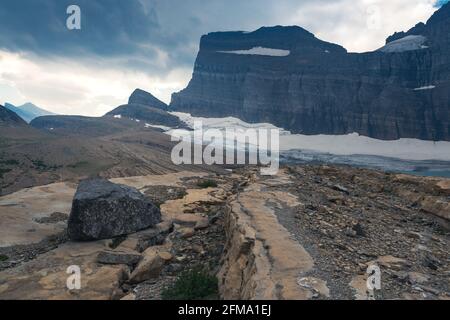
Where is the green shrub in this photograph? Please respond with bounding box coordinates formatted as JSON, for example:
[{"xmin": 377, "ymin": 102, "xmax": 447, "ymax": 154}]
[
  {"xmin": 161, "ymin": 267, "xmax": 218, "ymax": 300},
  {"xmin": 0, "ymin": 255, "xmax": 8, "ymax": 262},
  {"xmin": 197, "ymin": 179, "xmax": 218, "ymax": 189}
]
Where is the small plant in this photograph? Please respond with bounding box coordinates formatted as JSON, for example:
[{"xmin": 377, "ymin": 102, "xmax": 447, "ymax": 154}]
[
  {"xmin": 0, "ymin": 254, "xmax": 8, "ymax": 262},
  {"xmin": 197, "ymin": 179, "xmax": 218, "ymax": 189},
  {"xmin": 161, "ymin": 266, "xmax": 218, "ymax": 300}
]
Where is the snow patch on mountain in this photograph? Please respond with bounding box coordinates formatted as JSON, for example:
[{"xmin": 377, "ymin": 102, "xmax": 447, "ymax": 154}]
[
  {"xmin": 414, "ymin": 85, "xmax": 436, "ymax": 91},
  {"xmin": 378, "ymin": 35, "xmax": 428, "ymax": 53},
  {"xmin": 218, "ymin": 46, "xmax": 290, "ymax": 57},
  {"xmin": 145, "ymin": 123, "xmax": 171, "ymax": 131}
]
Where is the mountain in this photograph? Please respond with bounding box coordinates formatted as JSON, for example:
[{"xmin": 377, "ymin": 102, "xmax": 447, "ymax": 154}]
[
  {"xmin": 0, "ymin": 105, "xmax": 28, "ymax": 127},
  {"xmin": 105, "ymin": 89, "xmax": 185, "ymax": 128},
  {"xmin": 4, "ymin": 102, "xmax": 56, "ymax": 123},
  {"xmin": 170, "ymin": 4, "xmax": 450, "ymax": 141},
  {"xmin": 31, "ymin": 89, "xmax": 185, "ymax": 135},
  {"xmin": 128, "ymin": 89, "xmax": 168, "ymax": 110}
]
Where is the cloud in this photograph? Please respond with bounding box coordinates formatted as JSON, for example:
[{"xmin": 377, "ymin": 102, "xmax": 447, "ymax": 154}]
[
  {"xmin": 0, "ymin": 0, "xmax": 444, "ymax": 115},
  {"xmin": 0, "ymin": 50, "xmax": 191, "ymax": 116},
  {"xmin": 283, "ymin": 0, "xmax": 437, "ymax": 52}
]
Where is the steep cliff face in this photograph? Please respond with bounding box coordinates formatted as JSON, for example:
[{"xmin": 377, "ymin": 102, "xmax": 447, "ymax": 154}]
[{"xmin": 171, "ymin": 4, "xmax": 450, "ymax": 141}]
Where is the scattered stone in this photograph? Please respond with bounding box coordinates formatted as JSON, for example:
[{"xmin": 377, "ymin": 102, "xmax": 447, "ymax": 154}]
[
  {"xmin": 422, "ymin": 254, "xmax": 440, "ymax": 270},
  {"xmin": 173, "ymin": 214, "xmax": 205, "ymax": 227},
  {"xmin": 328, "ymin": 196, "xmax": 345, "ymax": 205},
  {"xmin": 158, "ymin": 251, "xmax": 173, "ymax": 262},
  {"xmin": 34, "ymin": 212, "xmax": 69, "ymax": 224},
  {"xmin": 406, "ymin": 231, "xmax": 422, "ymax": 240},
  {"xmin": 391, "ymin": 271, "xmax": 409, "ymax": 282},
  {"xmin": 369, "ymin": 256, "xmax": 411, "ymax": 271},
  {"xmin": 178, "ymin": 227, "xmax": 195, "ymax": 239},
  {"xmin": 97, "ymin": 250, "xmax": 142, "ymax": 267},
  {"xmin": 344, "ymin": 227, "xmax": 357, "ymax": 238},
  {"xmin": 407, "ymin": 272, "xmax": 430, "ymax": 285},
  {"xmin": 297, "ymin": 277, "xmax": 330, "ymax": 298},
  {"xmin": 120, "ymin": 293, "xmax": 136, "ymax": 300},
  {"xmin": 129, "ymin": 248, "xmax": 168, "ymax": 284},
  {"xmin": 332, "ymin": 184, "xmax": 350, "ymax": 195},
  {"xmin": 131, "ymin": 223, "xmax": 173, "ymax": 252},
  {"xmin": 420, "ymin": 285, "xmax": 441, "ymax": 296},
  {"xmin": 208, "ymin": 213, "xmax": 221, "ymax": 225},
  {"xmin": 352, "ymin": 223, "xmax": 366, "ymax": 237},
  {"xmin": 165, "ymin": 263, "xmax": 183, "ymax": 274},
  {"xmin": 192, "ymin": 244, "xmax": 205, "ymax": 255},
  {"xmin": 67, "ymin": 178, "xmax": 161, "ymax": 241},
  {"xmin": 194, "ymin": 218, "xmax": 209, "ymax": 230}
]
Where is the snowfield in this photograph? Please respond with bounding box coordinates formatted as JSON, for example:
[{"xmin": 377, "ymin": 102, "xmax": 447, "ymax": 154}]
[
  {"xmin": 378, "ymin": 35, "xmax": 428, "ymax": 53},
  {"xmin": 280, "ymin": 132, "xmax": 450, "ymax": 161},
  {"xmin": 217, "ymin": 46, "xmax": 290, "ymax": 57},
  {"xmin": 170, "ymin": 112, "xmax": 290, "ymax": 134},
  {"xmin": 169, "ymin": 112, "xmax": 450, "ymax": 162}
]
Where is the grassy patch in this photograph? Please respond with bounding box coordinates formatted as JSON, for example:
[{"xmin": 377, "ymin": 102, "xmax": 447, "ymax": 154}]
[
  {"xmin": 161, "ymin": 267, "xmax": 218, "ymax": 300},
  {"xmin": 197, "ymin": 179, "xmax": 218, "ymax": 189},
  {"xmin": 0, "ymin": 254, "xmax": 8, "ymax": 262}
]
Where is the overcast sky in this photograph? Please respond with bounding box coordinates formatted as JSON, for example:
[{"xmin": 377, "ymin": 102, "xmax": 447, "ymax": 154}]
[{"xmin": 0, "ymin": 0, "xmax": 446, "ymax": 116}]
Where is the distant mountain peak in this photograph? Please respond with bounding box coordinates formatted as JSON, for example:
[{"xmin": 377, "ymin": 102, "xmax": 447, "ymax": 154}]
[
  {"xmin": 0, "ymin": 105, "xmax": 28, "ymax": 126},
  {"xmin": 128, "ymin": 89, "xmax": 168, "ymax": 110},
  {"xmin": 4, "ymin": 102, "xmax": 56, "ymax": 123}
]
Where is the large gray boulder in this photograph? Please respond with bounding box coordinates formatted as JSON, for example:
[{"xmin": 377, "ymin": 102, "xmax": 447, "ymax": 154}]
[{"xmin": 67, "ymin": 179, "xmax": 161, "ymax": 241}]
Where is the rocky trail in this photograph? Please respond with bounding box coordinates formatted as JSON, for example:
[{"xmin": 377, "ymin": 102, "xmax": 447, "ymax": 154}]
[{"xmin": 0, "ymin": 165, "xmax": 448, "ymax": 300}]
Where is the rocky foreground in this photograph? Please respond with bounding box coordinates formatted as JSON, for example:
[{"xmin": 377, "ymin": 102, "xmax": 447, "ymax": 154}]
[{"xmin": 0, "ymin": 165, "xmax": 448, "ymax": 300}]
